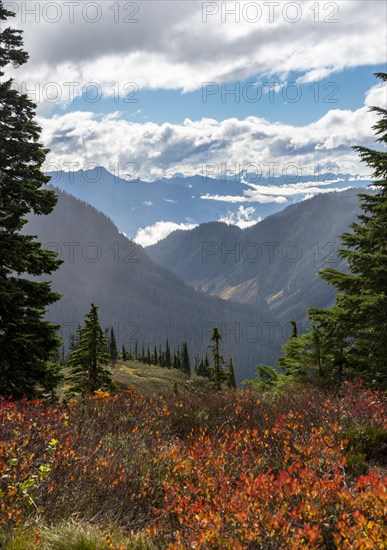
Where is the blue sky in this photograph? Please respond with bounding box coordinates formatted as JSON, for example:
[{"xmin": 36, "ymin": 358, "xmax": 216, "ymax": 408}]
[{"xmin": 59, "ymin": 65, "xmax": 385, "ymax": 127}]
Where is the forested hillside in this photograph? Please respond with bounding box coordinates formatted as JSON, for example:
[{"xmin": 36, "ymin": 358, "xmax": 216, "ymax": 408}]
[
  {"xmin": 24, "ymin": 189, "xmax": 279, "ymax": 381},
  {"xmin": 148, "ymin": 188, "xmax": 376, "ymax": 323}
]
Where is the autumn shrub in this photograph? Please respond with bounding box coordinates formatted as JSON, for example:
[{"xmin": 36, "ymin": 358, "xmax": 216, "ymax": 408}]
[{"xmin": 1, "ymin": 382, "xmax": 386, "ymax": 548}]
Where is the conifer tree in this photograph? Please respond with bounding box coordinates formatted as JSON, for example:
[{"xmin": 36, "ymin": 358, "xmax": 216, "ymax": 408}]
[
  {"xmin": 109, "ymin": 327, "xmax": 118, "ymax": 363},
  {"xmin": 152, "ymin": 346, "xmax": 158, "ymax": 365},
  {"xmin": 176, "ymin": 344, "xmax": 181, "ymax": 370},
  {"xmin": 41, "ymin": 359, "xmax": 64, "ymax": 402},
  {"xmin": 194, "ymin": 353, "xmax": 200, "ymax": 374},
  {"xmin": 196, "ymin": 357, "xmax": 206, "ymax": 377},
  {"xmin": 195, "ymin": 354, "xmax": 212, "ymax": 379},
  {"xmin": 122, "ymin": 345, "xmax": 127, "ymax": 361},
  {"xmin": 227, "ymin": 357, "xmax": 236, "ymax": 388},
  {"xmin": 67, "ymin": 304, "xmax": 114, "ymax": 396},
  {"xmin": 0, "ymin": 2, "xmax": 62, "ymax": 398},
  {"xmin": 165, "ymin": 339, "xmax": 172, "ymax": 368},
  {"xmin": 309, "ymin": 73, "xmax": 387, "ymax": 386},
  {"xmin": 159, "ymin": 345, "xmax": 165, "ymax": 367},
  {"xmin": 290, "ymin": 319, "xmax": 298, "ymax": 338},
  {"xmin": 181, "ymin": 341, "xmax": 191, "ymax": 376},
  {"xmin": 104, "ymin": 328, "xmax": 110, "ymax": 353},
  {"xmin": 140, "ymin": 342, "xmax": 145, "ymax": 363},
  {"xmin": 209, "ymin": 327, "xmax": 225, "ymax": 390},
  {"xmin": 205, "ymin": 354, "xmax": 210, "ymax": 368}
]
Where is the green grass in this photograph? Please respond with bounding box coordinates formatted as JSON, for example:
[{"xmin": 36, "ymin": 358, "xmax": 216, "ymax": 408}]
[
  {"xmin": 3, "ymin": 520, "xmax": 155, "ymax": 550},
  {"xmin": 112, "ymin": 359, "xmax": 207, "ymax": 396},
  {"xmin": 61, "ymin": 359, "xmax": 208, "ymax": 398}
]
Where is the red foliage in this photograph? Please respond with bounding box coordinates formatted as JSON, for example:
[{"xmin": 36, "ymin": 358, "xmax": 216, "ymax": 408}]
[{"xmin": 0, "ymin": 382, "xmax": 386, "ymax": 548}]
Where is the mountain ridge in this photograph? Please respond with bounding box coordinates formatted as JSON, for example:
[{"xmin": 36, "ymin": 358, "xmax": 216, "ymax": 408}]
[
  {"xmin": 24, "ymin": 187, "xmax": 281, "ymax": 382},
  {"xmin": 46, "ymin": 167, "xmax": 371, "ymax": 245},
  {"xmin": 148, "ymin": 187, "xmax": 376, "ymax": 324}
]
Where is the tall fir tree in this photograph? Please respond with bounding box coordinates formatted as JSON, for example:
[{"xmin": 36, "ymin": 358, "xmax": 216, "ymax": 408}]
[
  {"xmin": 181, "ymin": 341, "xmax": 191, "ymax": 376},
  {"xmin": 309, "ymin": 72, "xmax": 387, "ymax": 387},
  {"xmin": 227, "ymin": 357, "xmax": 236, "ymax": 388},
  {"xmin": 176, "ymin": 345, "xmax": 181, "ymax": 370},
  {"xmin": 140, "ymin": 342, "xmax": 145, "ymax": 363},
  {"xmin": 290, "ymin": 319, "xmax": 298, "ymax": 338},
  {"xmin": 152, "ymin": 345, "xmax": 158, "ymax": 365},
  {"xmin": 159, "ymin": 345, "xmax": 165, "ymax": 367},
  {"xmin": 196, "ymin": 357, "xmax": 206, "ymax": 377},
  {"xmin": 0, "ymin": 2, "xmax": 62, "ymax": 398},
  {"xmin": 67, "ymin": 304, "xmax": 114, "ymax": 396},
  {"xmin": 194, "ymin": 353, "xmax": 200, "ymax": 374},
  {"xmin": 104, "ymin": 328, "xmax": 109, "ymax": 355},
  {"xmin": 109, "ymin": 327, "xmax": 118, "ymax": 363},
  {"xmin": 165, "ymin": 339, "xmax": 172, "ymax": 368},
  {"xmin": 122, "ymin": 345, "xmax": 127, "ymax": 361},
  {"xmin": 147, "ymin": 346, "xmax": 151, "ymax": 365},
  {"xmin": 69, "ymin": 329, "xmax": 80, "ymax": 354},
  {"xmin": 209, "ymin": 327, "xmax": 225, "ymax": 390}
]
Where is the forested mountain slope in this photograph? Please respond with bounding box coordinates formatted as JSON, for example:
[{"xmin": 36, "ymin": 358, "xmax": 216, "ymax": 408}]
[
  {"xmin": 148, "ymin": 188, "xmax": 375, "ymax": 324},
  {"xmin": 24, "ymin": 189, "xmax": 279, "ymax": 381}
]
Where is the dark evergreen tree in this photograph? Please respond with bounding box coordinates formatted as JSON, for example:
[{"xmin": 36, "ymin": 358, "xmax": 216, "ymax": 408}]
[
  {"xmin": 159, "ymin": 345, "xmax": 165, "ymax": 367},
  {"xmin": 140, "ymin": 343, "xmax": 145, "ymax": 363},
  {"xmin": 196, "ymin": 357, "xmax": 205, "ymax": 377},
  {"xmin": 152, "ymin": 345, "xmax": 158, "ymax": 365},
  {"xmin": 194, "ymin": 353, "xmax": 200, "ymax": 374},
  {"xmin": 194, "ymin": 354, "xmax": 212, "ymax": 379},
  {"xmin": 69, "ymin": 329, "xmax": 80, "ymax": 354},
  {"xmin": 0, "ymin": 2, "xmax": 62, "ymax": 398},
  {"xmin": 41, "ymin": 360, "xmax": 64, "ymax": 402},
  {"xmin": 122, "ymin": 345, "xmax": 127, "ymax": 361},
  {"xmin": 255, "ymin": 323, "xmax": 331, "ymax": 390},
  {"xmin": 67, "ymin": 304, "xmax": 114, "ymax": 396},
  {"xmin": 227, "ymin": 357, "xmax": 236, "ymax": 388},
  {"xmin": 134, "ymin": 341, "xmax": 138, "ymax": 359},
  {"xmin": 165, "ymin": 339, "xmax": 172, "ymax": 368},
  {"xmin": 147, "ymin": 346, "xmax": 151, "ymax": 365},
  {"xmin": 209, "ymin": 327, "xmax": 225, "ymax": 390},
  {"xmin": 290, "ymin": 319, "xmax": 298, "ymax": 338},
  {"xmin": 309, "ymin": 73, "xmax": 387, "ymax": 386},
  {"xmin": 104, "ymin": 328, "xmax": 110, "ymax": 353},
  {"xmin": 109, "ymin": 327, "xmax": 118, "ymax": 363},
  {"xmin": 176, "ymin": 345, "xmax": 182, "ymax": 370},
  {"xmin": 204, "ymin": 354, "xmax": 211, "ymax": 377},
  {"xmin": 181, "ymin": 341, "xmax": 191, "ymax": 376},
  {"xmin": 60, "ymin": 345, "xmax": 66, "ymax": 366}
]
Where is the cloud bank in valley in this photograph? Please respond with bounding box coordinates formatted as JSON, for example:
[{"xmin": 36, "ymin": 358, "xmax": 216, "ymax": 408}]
[{"xmin": 134, "ymin": 221, "xmax": 198, "ymax": 247}]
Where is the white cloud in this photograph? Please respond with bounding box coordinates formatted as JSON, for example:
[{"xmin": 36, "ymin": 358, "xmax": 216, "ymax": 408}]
[
  {"xmin": 39, "ymin": 78, "xmax": 385, "ymax": 181},
  {"xmin": 219, "ymin": 206, "xmax": 262, "ymax": 228},
  {"xmin": 7, "ymin": 0, "xmax": 386, "ymax": 102},
  {"xmin": 202, "ymin": 193, "xmax": 288, "ymax": 204},
  {"xmin": 134, "ymin": 221, "xmax": 198, "ymax": 247}
]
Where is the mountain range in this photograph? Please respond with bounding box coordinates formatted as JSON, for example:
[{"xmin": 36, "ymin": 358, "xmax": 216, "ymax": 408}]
[
  {"xmin": 24, "ymin": 182, "xmax": 372, "ymax": 382},
  {"xmin": 148, "ymin": 188, "xmax": 374, "ymax": 325},
  {"xmin": 47, "ymin": 167, "xmax": 370, "ymax": 246},
  {"xmin": 24, "ymin": 189, "xmax": 279, "ymax": 382}
]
